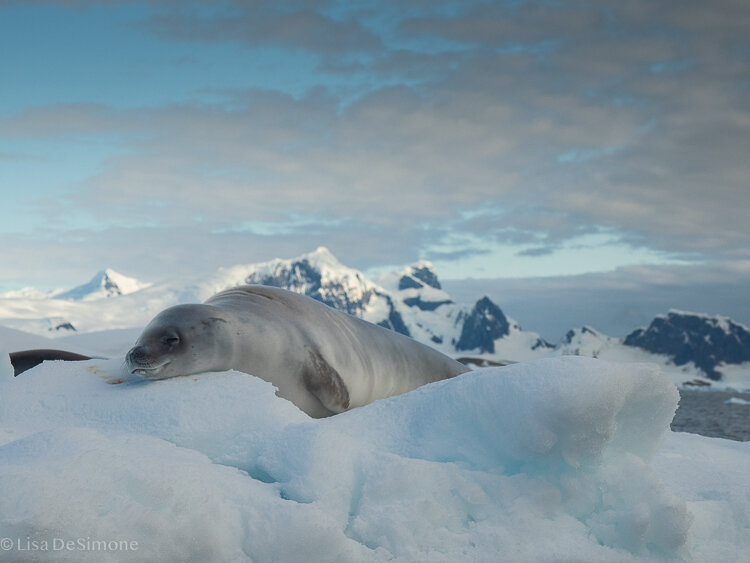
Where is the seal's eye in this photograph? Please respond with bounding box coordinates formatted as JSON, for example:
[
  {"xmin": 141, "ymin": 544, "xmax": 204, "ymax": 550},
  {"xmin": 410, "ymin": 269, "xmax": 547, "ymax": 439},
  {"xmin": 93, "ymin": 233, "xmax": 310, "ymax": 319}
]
[{"xmin": 161, "ymin": 333, "xmax": 180, "ymax": 347}]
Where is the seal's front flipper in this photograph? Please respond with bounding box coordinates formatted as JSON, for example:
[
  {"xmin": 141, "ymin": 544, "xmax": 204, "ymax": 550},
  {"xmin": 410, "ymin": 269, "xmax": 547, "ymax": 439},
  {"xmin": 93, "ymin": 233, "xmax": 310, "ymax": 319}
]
[{"xmin": 303, "ymin": 349, "xmax": 350, "ymax": 414}]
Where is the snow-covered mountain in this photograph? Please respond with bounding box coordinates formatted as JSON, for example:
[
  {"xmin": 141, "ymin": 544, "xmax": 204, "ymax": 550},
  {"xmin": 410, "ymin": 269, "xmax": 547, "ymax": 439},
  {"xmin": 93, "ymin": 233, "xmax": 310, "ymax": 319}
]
[
  {"xmin": 1, "ymin": 248, "xmax": 748, "ymax": 387},
  {"xmin": 202, "ymin": 247, "xmax": 407, "ymax": 333},
  {"xmin": 376, "ymin": 261, "xmax": 461, "ymax": 346},
  {"xmin": 54, "ymin": 269, "xmax": 152, "ymax": 301},
  {"xmin": 624, "ymin": 310, "xmax": 750, "ymax": 380}
]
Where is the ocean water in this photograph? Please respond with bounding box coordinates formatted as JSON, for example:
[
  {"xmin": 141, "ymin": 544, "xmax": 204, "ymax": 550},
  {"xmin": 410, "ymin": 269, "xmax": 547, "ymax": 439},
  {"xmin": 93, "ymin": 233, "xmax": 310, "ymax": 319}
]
[{"xmin": 672, "ymin": 390, "xmax": 750, "ymax": 441}]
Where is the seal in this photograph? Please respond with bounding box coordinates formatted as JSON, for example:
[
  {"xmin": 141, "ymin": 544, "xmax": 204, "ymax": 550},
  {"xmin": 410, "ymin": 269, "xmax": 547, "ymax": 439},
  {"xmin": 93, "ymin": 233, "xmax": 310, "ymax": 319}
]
[
  {"xmin": 126, "ymin": 285, "xmax": 470, "ymax": 417},
  {"xmin": 10, "ymin": 349, "xmax": 91, "ymax": 376}
]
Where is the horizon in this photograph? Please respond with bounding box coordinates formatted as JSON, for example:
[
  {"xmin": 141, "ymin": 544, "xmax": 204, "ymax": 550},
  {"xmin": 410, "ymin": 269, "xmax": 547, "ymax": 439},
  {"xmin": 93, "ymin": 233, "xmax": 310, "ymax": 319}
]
[
  {"xmin": 1, "ymin": 1, "xmax": 749, "ymax": 338},
  {"xmin": 2, "ymin": 245, "xmax": 749, "ymax": 342}
]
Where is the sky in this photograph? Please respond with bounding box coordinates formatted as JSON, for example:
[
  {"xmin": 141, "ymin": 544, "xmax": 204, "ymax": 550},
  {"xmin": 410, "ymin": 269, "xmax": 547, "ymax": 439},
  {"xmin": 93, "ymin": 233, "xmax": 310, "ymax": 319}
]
[{"xmin": 1, "ymin": 0, "xmax": 749, "ymax": 338}]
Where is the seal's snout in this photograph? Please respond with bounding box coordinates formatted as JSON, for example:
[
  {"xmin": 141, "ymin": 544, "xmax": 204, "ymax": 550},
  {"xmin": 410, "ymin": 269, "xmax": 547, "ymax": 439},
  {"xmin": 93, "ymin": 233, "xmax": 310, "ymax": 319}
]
[
  {"xmin": 126, "ymin": 345, "xmax": 147, "ymax": 370},
  {"xmin": 126, "ymin": 343, "xmax": 173, "ymax": 378}
]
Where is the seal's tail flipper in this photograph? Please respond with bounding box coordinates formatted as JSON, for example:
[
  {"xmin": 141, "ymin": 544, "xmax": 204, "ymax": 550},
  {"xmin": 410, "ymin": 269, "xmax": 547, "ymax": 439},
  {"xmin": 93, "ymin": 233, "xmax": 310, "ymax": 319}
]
[{"xmin": 9, "ymin": 349, "xmax": 92, "ymax": 376}]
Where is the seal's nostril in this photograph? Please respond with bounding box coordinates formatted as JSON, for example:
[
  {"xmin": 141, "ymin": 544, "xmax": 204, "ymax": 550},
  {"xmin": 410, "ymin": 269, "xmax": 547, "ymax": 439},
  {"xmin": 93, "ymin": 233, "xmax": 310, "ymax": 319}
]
[{"xmin": 126, "ymin": 346, "xmax": 145, "ymax": 364}]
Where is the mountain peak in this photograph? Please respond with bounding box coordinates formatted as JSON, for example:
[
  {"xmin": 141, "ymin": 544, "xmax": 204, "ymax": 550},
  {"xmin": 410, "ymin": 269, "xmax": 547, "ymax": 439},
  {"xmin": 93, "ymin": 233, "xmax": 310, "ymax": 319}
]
[
  {"xmin": 395, "ymin": 261, "xmax": 442, "ymax": 291},
  {"xmin": 205, "ymin": 247, "xmax": 412, "ymax": 332},
  {"xmin": 298, "ymin": 246, "xmax": 344, "ymax": 271},
  {"xmin": 662, "ymin": 309, "xmax": 750, "ymax": 334},
  {"xmin": 562, "ymin": 325, "xmax": 603, "ymax": 341},
  {"xmin": 411, "ymin": 261, "xmax": 441, "ymax": 290},
  {"xmin": 55, "ymin": 269, "xmax": 151, "ymax": 301},
  {"xmin": 454, "ymin": 296, "xmax": 510, "ymax": 353}
]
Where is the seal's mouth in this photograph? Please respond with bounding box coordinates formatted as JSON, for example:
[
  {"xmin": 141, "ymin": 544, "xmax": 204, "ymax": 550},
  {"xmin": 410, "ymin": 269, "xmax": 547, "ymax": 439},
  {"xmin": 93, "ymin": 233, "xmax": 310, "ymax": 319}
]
[{"xmin": 128, "ymin": 360, "xmax": 171, "ymax": 378}]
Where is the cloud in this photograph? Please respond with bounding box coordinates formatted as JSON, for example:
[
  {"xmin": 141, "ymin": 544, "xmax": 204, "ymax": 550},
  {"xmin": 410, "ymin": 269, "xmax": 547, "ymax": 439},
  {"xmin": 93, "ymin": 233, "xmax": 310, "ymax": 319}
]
[
  {"xmin": 142, "ymin": 1, "xmax": 383, "ymax": 57},
  {"xmin": 516, "ymin": 246, "xmax": 558, "ymax": 258},
  {"xmin": 398, "ymin": 1, "xmax": 603, "ymax": 46},
  {"xmin": 0, "ymin": 217, "xmax": 428, "ymax": 292},
  {"xmin": 0, "ymin": 103, "xmax": 122, "ymax": 138},
  {"xmin": 443, "ymin": 262, "xmax": 750, "ymax": 341},
  {"xmin": 0, "ymin": 0, "xmax": 748, "ymax": 289}
]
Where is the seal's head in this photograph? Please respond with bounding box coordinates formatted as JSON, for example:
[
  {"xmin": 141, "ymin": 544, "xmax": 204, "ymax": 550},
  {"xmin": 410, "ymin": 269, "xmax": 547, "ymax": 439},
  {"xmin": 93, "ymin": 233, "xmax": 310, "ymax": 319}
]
[{"xmin": 126, "ymin": 304, "xmax": 235, "ymax": 380}]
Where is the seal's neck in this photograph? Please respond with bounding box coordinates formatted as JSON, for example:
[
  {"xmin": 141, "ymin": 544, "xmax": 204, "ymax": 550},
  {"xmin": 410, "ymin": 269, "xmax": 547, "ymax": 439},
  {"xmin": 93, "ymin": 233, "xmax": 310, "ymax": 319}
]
[{"xmin": 198, "ymin": 306, "xmax": 237, "ymax": 374}]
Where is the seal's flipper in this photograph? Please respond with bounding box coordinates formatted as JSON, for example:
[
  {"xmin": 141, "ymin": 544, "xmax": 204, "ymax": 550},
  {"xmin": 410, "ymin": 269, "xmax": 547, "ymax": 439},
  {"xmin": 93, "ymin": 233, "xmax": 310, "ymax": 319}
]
[
  {"xmin": 10, "ymin": 349, "xmax": 92, "ymax": 376},
  {"xmin": 303, "ymin": 349, "xmax": 350, "ymax": 414}
]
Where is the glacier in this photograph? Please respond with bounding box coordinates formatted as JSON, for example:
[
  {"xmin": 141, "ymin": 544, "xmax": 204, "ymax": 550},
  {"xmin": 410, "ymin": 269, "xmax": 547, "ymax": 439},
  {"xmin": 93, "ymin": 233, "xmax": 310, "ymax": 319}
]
[{"xmin": 1, "ymin": 354, "xmax": 749, "ymax": 562}]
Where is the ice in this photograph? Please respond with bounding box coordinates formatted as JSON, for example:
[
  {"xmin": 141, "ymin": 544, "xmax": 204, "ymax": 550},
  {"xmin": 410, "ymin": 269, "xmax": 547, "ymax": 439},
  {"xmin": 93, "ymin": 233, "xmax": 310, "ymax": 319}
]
[
  {"xmin": 0, "ymin": 356, "xmax": 748, "ymax": 561},
  {"xmin": 724, "ymin": 397, "xmax": 750, "ymax": 405},
  {"xmin": 651, "ymin": 431, "xmax": 750, "ymax": 561}
]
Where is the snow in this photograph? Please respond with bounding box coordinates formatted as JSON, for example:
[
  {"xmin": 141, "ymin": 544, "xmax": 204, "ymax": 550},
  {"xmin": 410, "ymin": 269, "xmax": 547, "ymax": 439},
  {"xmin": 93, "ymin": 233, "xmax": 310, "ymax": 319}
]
[
  {"xmin": 666, "ymin": 308, "xmax": 750, "ymax": 334},
  {"xmin": 55, "ymin": 269, "xmax": 152, "ymax": 301},
  {"xmin": 1, "ymin": 355, "xmax": 749, "ymax": 561},
  {"xmin": 201, "ymin": 247, "xmax": 401, "ymax": 328},
  {"xmin": 714, "ymin": 362, "xmax": 750, "ymax": 392},
  {"xmin": 0, "ymin": 285, "xmax": 184, "ymax": 338},
  {"xmin": 375, "ymin": 262, "xmax": 462, "ymax": 350},
  {"xmin": 393, "ymin": 301, "xmax": 463, "ymax": 354},
  {"xmin": 650, "ymin": 432, "xmax": 750, "ymax": 560},
  {"xmin": 376, "ymin": 261, "xmax": 445, "ymax": 296},
  {"xmin": 488, "ymin": 326, "xmax": 551, "ymax": 362},
  {"xmin": 544, "ymin": 326, "xmax": 750, "ymax": 391},
  {"xmin": 207, "ymin": 247, "xmax": 371, "ymax": 301},
  {"xmin": 0, "ymin": 349, "xmax": 12, "ymax": 382},
  {"xmin": 56, "ymin": 327, "xmax": 144, "ymax": 358},
  {"xmin": 0, "ymin": 325, "xmax": 55, "ymax": 351}
]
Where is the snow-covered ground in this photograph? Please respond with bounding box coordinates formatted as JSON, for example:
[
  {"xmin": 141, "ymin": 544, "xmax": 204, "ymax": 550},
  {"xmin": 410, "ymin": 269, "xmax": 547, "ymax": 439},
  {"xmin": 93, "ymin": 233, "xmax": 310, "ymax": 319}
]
[{"xmin": 0, "ymin": 352, "xmax": 748, "ymax": 562}]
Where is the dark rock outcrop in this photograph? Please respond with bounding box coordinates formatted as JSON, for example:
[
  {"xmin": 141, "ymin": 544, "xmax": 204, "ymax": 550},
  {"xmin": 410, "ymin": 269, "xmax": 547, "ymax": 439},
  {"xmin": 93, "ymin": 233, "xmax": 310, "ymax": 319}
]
[
  {"xmin": 624, "ymin": 311, "xmax": 750, "ymax": 380},
  {"xmin": 454, "ymin": 297, "xmax": 511, "ymax": 354}
]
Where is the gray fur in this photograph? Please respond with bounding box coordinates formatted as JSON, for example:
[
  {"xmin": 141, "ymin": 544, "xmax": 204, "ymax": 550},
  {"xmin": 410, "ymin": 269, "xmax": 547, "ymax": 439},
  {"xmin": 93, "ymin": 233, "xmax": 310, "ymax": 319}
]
[{"xmin": 127, "ymin": 285, "xmax": 470, "ymax": 417}]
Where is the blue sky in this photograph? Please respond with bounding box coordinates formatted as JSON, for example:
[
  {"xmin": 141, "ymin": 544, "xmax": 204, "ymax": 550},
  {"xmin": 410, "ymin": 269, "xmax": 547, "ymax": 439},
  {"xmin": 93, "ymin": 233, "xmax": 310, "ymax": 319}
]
[{"xmin": 1, "ymin": 0, "xmax": 749, "ymax": 336}]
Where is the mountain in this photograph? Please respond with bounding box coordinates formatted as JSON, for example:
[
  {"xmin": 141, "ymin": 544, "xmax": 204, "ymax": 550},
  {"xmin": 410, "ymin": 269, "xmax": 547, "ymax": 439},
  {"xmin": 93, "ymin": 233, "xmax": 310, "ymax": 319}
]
[
  {"xmin": 454, "ymin": 297, "xmax": 552, "ymax": 354},
  {"xmin": 215, "ymin": 251, "xmax": 555, "ymax": 364},
  {"xmin": 203, "ymin": 247, "xmax": 409, "ymax": 334},
  {"xmin": 556, "ymin": 326, "xmax": 613, "ymax": 358},
  {"xmin": 454, "ymin": 296, "xmax": 509, "ymax": 352},
  {"xmin": 397, "ymin": 268, "xmax": 453, "ymax": 311},
  {"xmin": 1, "ymin": 248, "xmax": 748, "ymax": 385},
  {"xmin": 55, "ymin": 269, "xmax": 151, "ymax": 301},
  {"xmin": 376, "ymin": 261, "xmax": 462, "ymax": 347},
  {"xmin": 624, "ymin": 310, "xmax": 750, "ymax": 380}
]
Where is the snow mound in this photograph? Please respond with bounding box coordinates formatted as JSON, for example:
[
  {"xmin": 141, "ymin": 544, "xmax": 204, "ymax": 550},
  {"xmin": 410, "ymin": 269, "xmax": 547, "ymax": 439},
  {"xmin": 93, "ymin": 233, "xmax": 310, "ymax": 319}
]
[{"xmin": 0, "ymin": 356, "xmax": 745, "ymax": 561}]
